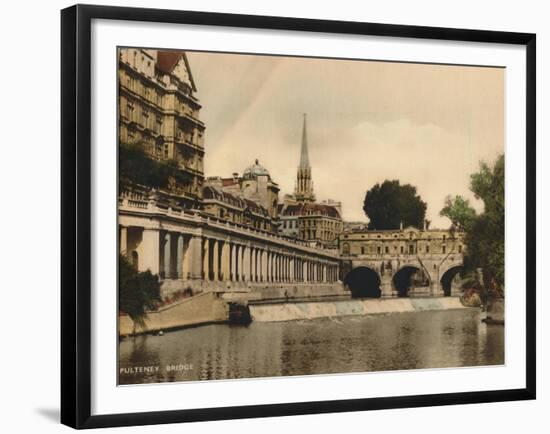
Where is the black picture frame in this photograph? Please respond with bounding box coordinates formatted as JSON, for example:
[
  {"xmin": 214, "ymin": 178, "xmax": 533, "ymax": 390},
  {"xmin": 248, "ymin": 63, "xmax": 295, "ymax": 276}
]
[{"xmin": 61, "ymin": 4, "xmax": 536, "ymax": 429}]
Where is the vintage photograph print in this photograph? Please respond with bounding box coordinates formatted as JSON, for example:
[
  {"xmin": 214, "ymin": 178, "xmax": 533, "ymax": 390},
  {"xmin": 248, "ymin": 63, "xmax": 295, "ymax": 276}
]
[{"xmin": 117, "ymin": 48, "xmax": 504, "ymax": 385}]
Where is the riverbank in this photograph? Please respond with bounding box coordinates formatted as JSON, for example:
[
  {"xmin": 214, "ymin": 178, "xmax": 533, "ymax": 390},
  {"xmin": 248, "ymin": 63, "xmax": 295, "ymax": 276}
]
[
  {"xmin": 249, "ymin": 296, "xmax": 470, "ymax": 322},
  {"xmin": 119, "ymin": 291, "xmax": 228, "ymax": 337}
]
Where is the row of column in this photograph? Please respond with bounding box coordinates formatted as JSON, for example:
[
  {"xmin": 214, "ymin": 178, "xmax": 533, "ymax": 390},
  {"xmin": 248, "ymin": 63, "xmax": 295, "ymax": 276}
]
[
  {"xmin": 120, "ymin": 226, "xmax": 339, "ymax": 284},
  {"xmin": 200, "ymin": 237, "xmax": 339, "ymax": 284}
]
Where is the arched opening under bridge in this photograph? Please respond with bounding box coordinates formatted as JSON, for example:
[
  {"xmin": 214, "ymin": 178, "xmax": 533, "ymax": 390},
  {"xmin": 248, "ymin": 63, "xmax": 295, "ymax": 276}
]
[
  {"xmin": 344, "ymin": 267, "xmax": 381, "ymax": 298},
  {"xmin": 392, "ymin": 266, "xmax": 429, "ymax": 297},
  {"xmin": 441, "ymin": 266, "xmax": 464, "ymax": 296}
]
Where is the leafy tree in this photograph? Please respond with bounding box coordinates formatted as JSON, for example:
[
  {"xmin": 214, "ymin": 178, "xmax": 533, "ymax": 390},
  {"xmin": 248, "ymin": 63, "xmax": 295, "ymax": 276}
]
[
  {"xmin": 441, "ymin": 155, "xmax": 504, "ymax": 294},
  {"xmin": 363, "ymin": 180, "xmax": 427, "ymax": 230},
  {"xmin": 439, "ymin": 195, "xmax": 477, "ymax": 232},
  {"xmin": 119, "ymin": 254, "xmax": 161, "ymax": 332},
  {"xmin": 466, "ymin": 155, "xmax": 505, "ymax": 292},
  {"xmin": 119, "ymin": 141, "xmax": 185, "ymax": 190}
]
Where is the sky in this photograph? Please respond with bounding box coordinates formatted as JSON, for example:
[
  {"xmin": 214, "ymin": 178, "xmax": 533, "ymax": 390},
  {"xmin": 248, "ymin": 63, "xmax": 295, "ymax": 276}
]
[{"xmin": 186, "ymin": 51, "xmax": 504, "ymax": 227}]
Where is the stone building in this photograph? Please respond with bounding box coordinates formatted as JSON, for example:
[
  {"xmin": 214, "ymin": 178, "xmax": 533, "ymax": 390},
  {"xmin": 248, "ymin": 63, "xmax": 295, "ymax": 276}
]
[
  {"xmin": 202, "ymin": 184, "xmax": 275, "ymax": 233},
  {"xmin": 119, "ymin": 188, "xmax": 341, "ymax": 300},
  {"xmin": 203, "ymin": 159, "xmax": 280, "ymax": 234},
  {"xmin": 279, "ymin": 203, "xmax": 343, "ymax": 249},
  {"xmin": 340, "ymin": 226, "xmax": 465, "ymax": 257},
  {"xmin": 118, "ymin": 48, "xmax": 206, "ymax": 208},
  {"xmin": 204, "ymin": 160, "xmax": 280, "ymax": 220},
  {"xmin": 279, "ymin": 115, "xmax": 343, "ymax": 248}
]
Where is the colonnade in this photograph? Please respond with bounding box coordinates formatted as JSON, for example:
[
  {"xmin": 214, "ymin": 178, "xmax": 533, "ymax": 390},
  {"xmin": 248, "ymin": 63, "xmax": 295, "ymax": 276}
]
[{"xmin": 120, "ymin": 226, "xmax": 339, "ymax": 285}]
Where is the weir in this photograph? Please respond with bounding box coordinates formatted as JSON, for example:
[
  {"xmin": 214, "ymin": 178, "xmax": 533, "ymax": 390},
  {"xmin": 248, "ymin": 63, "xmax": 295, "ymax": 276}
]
[{"xmin": 249, "ymin": 296, "xmax": 467, "ymax": 323}]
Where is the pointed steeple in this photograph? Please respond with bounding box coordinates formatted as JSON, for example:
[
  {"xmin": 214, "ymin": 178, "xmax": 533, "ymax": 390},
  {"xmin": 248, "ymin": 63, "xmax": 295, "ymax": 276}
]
[
  {"xmin": 299, "ymin": 113, "xmax": 310, "ymax": 169},
  {"xmin": 294, "ymin": 113, "xmax": 315, "ymax": 203}
]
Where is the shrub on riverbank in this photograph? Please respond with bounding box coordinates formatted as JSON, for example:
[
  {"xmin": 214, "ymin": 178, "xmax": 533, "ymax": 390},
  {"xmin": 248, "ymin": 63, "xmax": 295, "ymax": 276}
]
[
  {"xmin": 460, "ymin": 288, "xmax": 481, "ymax": 307},
  {"xmin": 119, "ymin": 254, "xmax": 161, "ymax": 331}
]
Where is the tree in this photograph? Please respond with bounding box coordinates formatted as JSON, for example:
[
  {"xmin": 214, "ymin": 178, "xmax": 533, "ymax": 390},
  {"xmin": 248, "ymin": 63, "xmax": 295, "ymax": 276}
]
[
  {"xmin": 363, "ymin": 180, "xmax": 427, "ymax": 230},
  {"xmin": 466, "ymin": 155, "xmax": 505, "ymax": 292},
  {"xmin": 119, "ymin": 254, "xmax": 161, "ymax": 332},
  {"xmin": 439, "ymin": 195, "xmax": 477, "ymax": 232},
  {"xmin": 440, "ymin": 155, "xmax": 504, "ymax": 294},
  {"xmin": 119, "ymin": 141, "xmax": 185, "ymax": 190}
]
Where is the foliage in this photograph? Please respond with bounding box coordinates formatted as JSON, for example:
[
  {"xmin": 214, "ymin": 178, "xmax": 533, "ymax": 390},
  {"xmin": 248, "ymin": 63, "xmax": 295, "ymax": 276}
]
[
  {"xmin": 441, "ymin": 155, "xmax": 504, "ymax": 294},
  {"xmin": 119, "ymin": 141, "xmax": 184, "ymax": 189},
  {"xmin": 467, "ymin": 155, "xmax": 504, "ymax": 292},
  {"xmin": 119, "ymin": 254, "xmax": 161, "ymax": 329},
  {"xmin": 363, "ymin": 180, "xmax": 427, "ymax": 230},
  {"xmin": 439, "ymin": 195, "xmax": 477, "ymax": 232}
]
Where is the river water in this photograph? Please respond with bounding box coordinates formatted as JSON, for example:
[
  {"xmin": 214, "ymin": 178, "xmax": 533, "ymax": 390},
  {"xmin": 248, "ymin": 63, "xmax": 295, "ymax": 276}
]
[{"xmin": 119, "ymin": 308, "xmax": 504, "ymax": 385}]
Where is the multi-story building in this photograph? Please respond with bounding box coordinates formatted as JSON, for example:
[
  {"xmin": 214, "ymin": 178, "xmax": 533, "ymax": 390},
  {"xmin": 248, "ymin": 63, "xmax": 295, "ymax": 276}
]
[
  {"xmin": 118, "ymin": 48, "xmax": 206, "ymax": 208},
  {"xmin": 279, "ymin": 203, "xmax": 343, "ymax": 249},
  {"xmin": 202, "ymin": 184, "xmax": 274, "ymax": 233},
  {"xmin": 203, "ymin": 159, "xmax": 280, "ymax": 233}
]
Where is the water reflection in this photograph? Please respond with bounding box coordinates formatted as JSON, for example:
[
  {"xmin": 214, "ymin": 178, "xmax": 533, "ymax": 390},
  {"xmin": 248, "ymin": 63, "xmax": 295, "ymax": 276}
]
[{"xmin": 119, "ymin": 309, "xmax": 504, "ymax": 385}]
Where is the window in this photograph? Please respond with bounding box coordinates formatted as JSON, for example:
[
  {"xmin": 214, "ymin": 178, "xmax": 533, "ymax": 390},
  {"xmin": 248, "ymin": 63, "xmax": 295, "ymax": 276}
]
[
  {"xmin": 442, "ymin": 245, "xmax": 446, "ymax": 254},
  {"xmin": 155, "ymin": 116, "xmax": 162, "ymax": 134},
  {"xmin": 443, "ymin": 235, "xmax": 446, "ymax": 241},
  {"xmin": 142, "ymin": 109, "xmax": 149, "ymax": 128},
  {"xmin": 127, "ymin": 102, "xmax": 134, "ymax": 121},
  {"xmin": 361, "ymin": 247, "xmax": 365, "ymax": 254},
  {"xmin": 400, "ymin": 246, "xmax": 404, "ymax": 254},
  {"xmin": 385, "ymin": 246, "xmax": 389, "ymax": 254},
  {"xmin": 409, "ymin": 244, "xmax": 415, "ymax": 254},
  {"xmin": 458, "ymin": 245, "xmax": 462, "ymax": 253},
  {"xmin": 377, "ymin": 246, "xmax": 381, "ymax": 254},
  {"xmin": 426, "ymin": 245, "xmax": 430, "ymax": 253}
]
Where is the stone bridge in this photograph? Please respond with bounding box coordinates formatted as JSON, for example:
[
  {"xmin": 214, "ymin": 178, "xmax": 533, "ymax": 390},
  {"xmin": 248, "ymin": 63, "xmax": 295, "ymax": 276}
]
[{"xmin": 340, "ymin": 252, "xmax": 464, "ymax": 298}]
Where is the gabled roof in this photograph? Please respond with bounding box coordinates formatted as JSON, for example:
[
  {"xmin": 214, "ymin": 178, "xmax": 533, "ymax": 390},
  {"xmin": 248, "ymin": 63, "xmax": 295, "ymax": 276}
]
[{"xmin": 156, "ymin": 50, "xmax": 197, "ymax": 92}]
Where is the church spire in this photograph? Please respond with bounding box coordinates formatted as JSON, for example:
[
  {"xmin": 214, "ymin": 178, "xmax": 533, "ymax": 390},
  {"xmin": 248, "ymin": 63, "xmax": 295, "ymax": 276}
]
[
  {"xmin": 299, "ymin": 113, "xmax": 310, "ymax": 168},
  {"xmin": 294, "ymin": 113, "xmax": 315, "ymax": 203}
]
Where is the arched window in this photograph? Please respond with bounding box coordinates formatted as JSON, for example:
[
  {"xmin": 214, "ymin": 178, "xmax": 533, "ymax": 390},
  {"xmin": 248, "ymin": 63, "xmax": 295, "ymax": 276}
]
[{"xmin": 342, "ymin": 243, "xmax": 350, "ymax": 255}]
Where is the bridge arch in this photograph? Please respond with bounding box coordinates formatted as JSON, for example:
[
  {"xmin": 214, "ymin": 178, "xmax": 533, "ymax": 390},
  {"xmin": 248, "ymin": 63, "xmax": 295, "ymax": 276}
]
[
  {"xmin": 392, "ymin": 266, "xmax": 430, "ymax": 297},
  {"xmin": 440, "ymin": 265, "xmax": 463, "ymax": 296},
  {"xmin": 344, "ymin": 267, "xmax": 381, "ymax": 298}
]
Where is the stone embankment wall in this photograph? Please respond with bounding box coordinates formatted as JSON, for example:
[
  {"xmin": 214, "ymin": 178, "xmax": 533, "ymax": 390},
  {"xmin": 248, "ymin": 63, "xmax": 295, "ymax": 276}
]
[
  {"xmin": 487, "ymin": 297, "xmax": 505, "ymax": 323},
  {"xmin": 249, "ymin": 283, "xmax": 349, "ymax": 302},
  {"xmin": 250, "ymin": 296, "xmax": 469, "ymax": 322},
  {"xmin": 119, "ymin": 291, "xmax": 229, "ymax": 336}
]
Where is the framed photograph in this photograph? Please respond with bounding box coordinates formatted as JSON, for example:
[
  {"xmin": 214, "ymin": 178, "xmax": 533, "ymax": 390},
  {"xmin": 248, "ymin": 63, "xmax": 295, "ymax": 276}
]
[{"xmin": 61, "ymin": 4, "xmax": 536, "ymax": 429}]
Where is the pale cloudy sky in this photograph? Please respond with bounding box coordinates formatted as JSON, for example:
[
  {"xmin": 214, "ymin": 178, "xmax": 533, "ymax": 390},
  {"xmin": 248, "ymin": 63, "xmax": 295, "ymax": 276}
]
[{"xmin": 186, "ymin": 51, "xmax": 504, "ymax": 227}]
